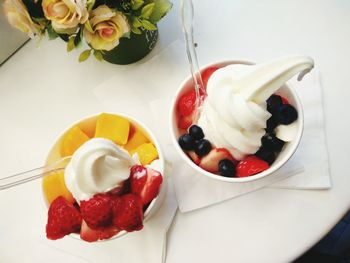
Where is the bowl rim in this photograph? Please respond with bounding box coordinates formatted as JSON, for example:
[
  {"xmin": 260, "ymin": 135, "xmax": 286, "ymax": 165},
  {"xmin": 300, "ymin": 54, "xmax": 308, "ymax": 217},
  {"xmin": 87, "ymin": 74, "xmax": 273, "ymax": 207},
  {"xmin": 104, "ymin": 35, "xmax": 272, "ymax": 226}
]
[
  {"xmin": 43, "ymin": 111, "xmax": 165, "ymax": 241},
  {"xmin": 169, "ymin": 59, "xmax": 304, "ymax": 183}
]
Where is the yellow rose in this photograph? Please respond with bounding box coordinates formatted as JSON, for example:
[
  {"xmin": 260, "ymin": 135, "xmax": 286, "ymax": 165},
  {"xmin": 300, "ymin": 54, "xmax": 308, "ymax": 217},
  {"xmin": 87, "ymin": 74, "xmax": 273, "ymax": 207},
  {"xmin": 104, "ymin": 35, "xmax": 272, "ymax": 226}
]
[
  {"xmin": 84, "ymin": 5, "xmax": 130, "ymax": 51},
  {"xmin": 42, "ymin": 0, "xmax": 88, "ymax": 34},
  {"xmin": 4, "ymin": 0, "xmax": 43, "ymax": 38}
]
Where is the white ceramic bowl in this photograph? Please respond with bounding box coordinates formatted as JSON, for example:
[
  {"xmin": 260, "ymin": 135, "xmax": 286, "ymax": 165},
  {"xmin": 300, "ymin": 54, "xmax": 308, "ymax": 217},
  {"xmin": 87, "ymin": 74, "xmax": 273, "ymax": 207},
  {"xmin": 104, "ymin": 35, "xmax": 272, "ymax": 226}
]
[
  {"xmin": 170, "ymin": 60, "xmax": 304, "ymax": 183},
  {"xmin": 43, "ymin": 112, "xmax": 167, "ymax": 240}
]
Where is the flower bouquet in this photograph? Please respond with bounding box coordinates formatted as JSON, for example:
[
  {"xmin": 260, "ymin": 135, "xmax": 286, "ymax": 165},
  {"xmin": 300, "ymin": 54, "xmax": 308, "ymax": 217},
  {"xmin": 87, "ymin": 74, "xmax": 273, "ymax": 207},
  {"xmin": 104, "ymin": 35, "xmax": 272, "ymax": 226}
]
[{"xmin": 3, "ymin": 0, "xmax": 172, "ymax": 64}]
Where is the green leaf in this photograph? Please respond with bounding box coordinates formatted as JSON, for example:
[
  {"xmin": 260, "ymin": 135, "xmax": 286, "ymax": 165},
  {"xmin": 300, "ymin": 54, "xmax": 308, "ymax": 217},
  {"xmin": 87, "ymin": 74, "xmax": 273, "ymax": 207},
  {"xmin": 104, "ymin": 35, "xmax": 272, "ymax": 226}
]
[
  {"xmin": 132, "ymin": 17, "xmax": 143, "ymax": 28},
  {"xmin": 141, "ymin": 20, "xmax": 157, "ymax": 30},
  {"xmin": 149, "ymin": 0, "xmax": 172, "ymax": 23},
  {"xmin": 67, "ymin": 37, "xmax": 75, "ymax": 52},
  {"xmin": 131, "ymin": 27, "xmax": 142, "ymax": 34},
  {"xmin": 131, "ymin": 0, "xmax": 144, "ymax": 10},
  {"xmin": 86, "ymin": 0, "xmax": 95, "ymax": 11},
  {"xmin": 47, "ymin": 24, "xmax": 58, "ymax": 40},
  {"xmin": 93, "ymin": 50, "xmax": 104, "ymax": 61},
  {"xmin": 79, "ymin": 49, "xmax": 91, "ymax": 62},
  {"xmin": 74, "ymin": 28, "xmax": 83, "ymax": 48},
  {"xmin": 85, "ymin": 20, "xmax": 94, "ymax": 33},
  {"xmin": 141, "ymin": 3, "xmax": 155, "ymax": 19}
]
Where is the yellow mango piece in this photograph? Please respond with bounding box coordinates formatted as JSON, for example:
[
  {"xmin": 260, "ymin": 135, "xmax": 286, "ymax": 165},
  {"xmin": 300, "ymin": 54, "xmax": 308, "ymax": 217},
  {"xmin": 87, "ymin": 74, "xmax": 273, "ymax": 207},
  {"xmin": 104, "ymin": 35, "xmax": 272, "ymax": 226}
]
[
  {"xmin": 42, "ymin": 171, "xmax": 74, "ymax": 204},
  {"xmin": 95, "ymin": 113, "xmax": 130, "ymax": 145},
  {"xmin": 60, "ymin": 126, "xmax": 90, "ymax": 157},
  {"xmin": 124, "ymin": 127, "xmax": 149, "ymax": 153},
  {"xmin": 132, "ymin": 143, "xmax": 158, "ymax": 165}
]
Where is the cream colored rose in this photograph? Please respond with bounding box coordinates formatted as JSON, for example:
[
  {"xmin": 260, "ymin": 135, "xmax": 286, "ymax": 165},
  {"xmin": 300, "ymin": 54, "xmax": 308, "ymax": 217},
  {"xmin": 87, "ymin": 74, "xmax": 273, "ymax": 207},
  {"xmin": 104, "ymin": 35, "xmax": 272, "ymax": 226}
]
[
  {"xmin": 42, "ymin": 0, "xmax": 88, "ymax": 34},
  {"xmin": 4, "ymin": 0, "xmax": 43, "ymax": 38},
  {"xmin": 84, "ymin": 5, "xmax": 130, "ymax": 51}
]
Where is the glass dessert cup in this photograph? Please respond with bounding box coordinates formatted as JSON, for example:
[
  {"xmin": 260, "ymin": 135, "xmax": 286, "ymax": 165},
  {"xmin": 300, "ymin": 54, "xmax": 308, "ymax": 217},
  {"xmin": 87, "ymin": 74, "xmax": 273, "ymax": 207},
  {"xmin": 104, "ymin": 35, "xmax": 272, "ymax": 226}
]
[
  {"xmin": 43, "ymin": 113, "xmax": 166, "ymax": 241},
  {"xmin": 170, "ymin": 60, "xmax": 304, "ymax": 183}
]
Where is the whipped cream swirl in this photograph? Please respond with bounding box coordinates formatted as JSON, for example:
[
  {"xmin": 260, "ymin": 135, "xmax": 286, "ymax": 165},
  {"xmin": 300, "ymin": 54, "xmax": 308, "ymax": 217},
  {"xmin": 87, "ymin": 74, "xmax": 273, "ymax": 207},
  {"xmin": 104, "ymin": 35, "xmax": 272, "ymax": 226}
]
[{"xmin": 65, "ymin": 138, "xmax": 136, "ymax": 202}]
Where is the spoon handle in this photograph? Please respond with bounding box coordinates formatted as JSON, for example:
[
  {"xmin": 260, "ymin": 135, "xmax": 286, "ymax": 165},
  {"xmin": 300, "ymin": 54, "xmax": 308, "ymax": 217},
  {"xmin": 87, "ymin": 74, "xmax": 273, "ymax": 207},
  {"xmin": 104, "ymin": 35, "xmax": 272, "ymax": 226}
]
[
  {"xmin": 0, "ymin": 156, "xmax": 70, "ymax": 190},
  {"xmin": 180, "ymin": 0, "xmax": 205, "ymax": 121}
]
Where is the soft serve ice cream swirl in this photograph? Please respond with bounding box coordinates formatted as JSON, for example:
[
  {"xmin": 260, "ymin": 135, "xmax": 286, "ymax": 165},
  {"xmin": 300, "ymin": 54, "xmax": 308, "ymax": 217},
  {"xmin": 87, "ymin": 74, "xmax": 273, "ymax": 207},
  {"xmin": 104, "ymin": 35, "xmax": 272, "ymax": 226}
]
[
  {"xmin": 198, "ymin": 56, "xmax": 314, "ymax": 160},
  {"xmin": 65, "ymin": 138, "xmax": 136, "ymax": 202}
]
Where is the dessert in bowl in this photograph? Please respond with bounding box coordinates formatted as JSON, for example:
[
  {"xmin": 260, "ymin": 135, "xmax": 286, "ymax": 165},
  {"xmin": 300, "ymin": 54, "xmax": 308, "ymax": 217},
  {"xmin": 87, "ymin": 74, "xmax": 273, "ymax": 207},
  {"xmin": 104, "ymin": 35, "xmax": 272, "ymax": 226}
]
[
  {"xmin": 170, "ymin": 56, "xmax": 314, "ymax": 182},
  {"xmin": 43, "ymin": 113, "xmax": 165, "ymax": 242}
]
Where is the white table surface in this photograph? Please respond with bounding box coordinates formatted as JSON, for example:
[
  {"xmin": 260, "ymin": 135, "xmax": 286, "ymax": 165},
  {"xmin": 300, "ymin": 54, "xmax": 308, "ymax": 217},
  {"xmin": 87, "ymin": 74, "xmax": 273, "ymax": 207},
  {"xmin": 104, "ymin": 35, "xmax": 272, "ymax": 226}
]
[{"xmin": 0, "ymin": 0, "xmax": 349, "ymax": 262}]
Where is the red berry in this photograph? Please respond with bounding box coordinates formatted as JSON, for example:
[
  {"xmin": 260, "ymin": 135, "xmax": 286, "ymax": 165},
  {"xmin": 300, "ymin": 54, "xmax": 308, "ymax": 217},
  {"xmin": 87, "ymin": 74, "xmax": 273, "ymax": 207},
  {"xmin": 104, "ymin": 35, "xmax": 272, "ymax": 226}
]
[
  {"xmin": 199, "ymin": 148, "xmax": 236, "ymax": 173},
  {"xmin": 80, "ymin": 220, "xmax": 120, "ymax": 242},
  {"xmin": 46, "ymin": 196, "xmax": 82, "ymax": 240},
  {"xmin": 236, "ymin": 156, "xmax": 269, "ymax": 177},
  {"xmin": 201, "ymin": 66, "xmax": 219, "ymax": 89},
  {"xmin": 112, "ymin": 194, "xmax": 144, "ymax": 232},
  {"xmin": 80, "ymin": 194, "xmax": 113, "ymax": 229},
  {"xmin": 177, "ymin": 90, "xmax": 196, "ymax": 116},
  {"xmin": 178, "ymin": 112, "xmax": 194, "ymax": 129},
  {"xmin": 281, "ymin": 96, "xmax": 289, "ymax": 104},
  {"xmin": 130, "ymin": 165, "xmax": 163, "ymax": 205}
]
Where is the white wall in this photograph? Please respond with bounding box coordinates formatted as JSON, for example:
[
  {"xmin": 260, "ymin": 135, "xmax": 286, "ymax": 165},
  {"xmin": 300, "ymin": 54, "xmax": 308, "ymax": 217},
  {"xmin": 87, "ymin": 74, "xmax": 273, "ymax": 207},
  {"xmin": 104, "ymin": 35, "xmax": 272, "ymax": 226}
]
[{"xmin": 0, "ymin": 14, "xmax": 29, "ymax": 64}]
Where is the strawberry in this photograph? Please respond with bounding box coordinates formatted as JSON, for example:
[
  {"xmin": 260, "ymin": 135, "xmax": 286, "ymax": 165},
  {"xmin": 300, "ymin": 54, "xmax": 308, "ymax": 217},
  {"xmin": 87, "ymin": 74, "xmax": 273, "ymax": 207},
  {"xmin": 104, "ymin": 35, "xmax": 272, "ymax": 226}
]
[
  {"xmin": 46, "ymin": 196, "xmax": 82, "ymax": 240},
  {"xmin": 112, "ymin": 194, "xmax": 144, "ymax": 232},
  {"xmin": 187, "ymin": 150, "xmax": 201, "ymax": 165},
  {"xmin": 80, "ymin": 193, "xmax": 113, "ymax": 229},
  {"xmin": 178, "ymin": 112, "xmax": 194, "ymax": 129},
  {"xmin": 236, "ymin": 156, "xmax": 269, "ymax": 177},
  {"xmin": 177, "ymin": 90, "xmax": 196, "ymax": 116},
  {"xmin": 80, "ymin": 220, "xmax": 120, "ymax": 242},
  {"xmin": 201, "ymin": 66, "xmax": 219, "ymax": 89},
  {"xmin": 281, "ymin": 96, "xmax": 289, "ymax": 104},
  {"xmin": 130, "ymin": 165, "xmax": 163, "ymax": 205},
  {"xmin": 199, "ymin": 148, "xmax": 236, "ymax": 173}
]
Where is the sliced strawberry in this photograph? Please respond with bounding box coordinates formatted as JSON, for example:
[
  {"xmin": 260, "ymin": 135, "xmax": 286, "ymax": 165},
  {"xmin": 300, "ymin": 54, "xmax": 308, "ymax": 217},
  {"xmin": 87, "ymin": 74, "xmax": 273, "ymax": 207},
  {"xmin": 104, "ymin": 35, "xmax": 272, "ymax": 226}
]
[
  {"xmin": 281, "ymin": 96, "xmax": 289, "ymax": 104},
  {"xmin": 80, "ymin": 193, "xmax": 113, "ymax": 229},
  {"xmin": 178, "ymin": 112, "xmax": 194, "ymax": 129},
  {"xmin": 177, "ymin": 90, "xmax": 196, "ymax": 116},
  {"xmin": 46, "ymin": 196, "xmax": 82, "ymax": 240},
  {"xmin": 236, "ymin": 156, "xmax": 269, "ymax": 177},
  {"xmin": 80, "ymin": 220, "xmax": 120, "ymax": 242},
  {"xmin": 199, "ymin": 148, "xmax": 236, "ymax": 173},
  {"xmin": 201, "ymin": 66, "xmax": 219, "ymax": 89},
  {"xmin": 187, "ymin": 150, "xmax": 201, "ymax": 165},
  {"xmin": 130, "ymin": 165, "xmax": 163, "ymax": 205},
  {"xmin": 112, "ymin": 194, "xmax": 144, "ymax": 232}
]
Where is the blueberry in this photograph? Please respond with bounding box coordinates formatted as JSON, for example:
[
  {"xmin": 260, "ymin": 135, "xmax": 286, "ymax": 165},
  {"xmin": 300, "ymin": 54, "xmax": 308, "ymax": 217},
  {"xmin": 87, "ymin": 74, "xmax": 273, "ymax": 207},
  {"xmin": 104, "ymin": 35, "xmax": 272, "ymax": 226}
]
[
  {"xmin": 261, "ymin": 133, "xmax": 285, "ymax": 152},
  {"xmin": 194, "ymin": 139, "xmax": 212, "ymax": 157},
  {"xmin": 178, "ymin": 134, "xmax": 194, "ymax": 151},
  {"xmin": 218, "ymin": 159, "xmax": 236, "ymax": 177},
  {"xmin": 267, "ymin": 95, "xmax": 283, "ymax": 114},
  {"xmin": 189, "ymin": 125, "xmax": 204, "ymax": 140},
  {"xmin": 255, "ymin": 147, "xmax": 276, "ymax": 165},
  {"xmin": 276, "ymin": 104, "xmax": 298, "ymax": 125},
  {"xmin": 266, "ymin": 116, "xmax": 278, "ymax": 132}
]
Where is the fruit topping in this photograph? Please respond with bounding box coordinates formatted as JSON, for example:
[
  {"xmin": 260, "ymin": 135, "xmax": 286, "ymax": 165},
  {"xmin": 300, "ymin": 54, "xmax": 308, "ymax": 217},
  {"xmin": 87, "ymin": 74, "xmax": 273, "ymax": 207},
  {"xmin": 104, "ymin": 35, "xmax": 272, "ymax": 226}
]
[
  {"xmin": 199, "ymin": 148, "xmax": 235, "ymax": 173},
  {"xmin": 43, "ymin": 170, "xmax": 74, "ymax": 205},
  {"xmin": 80, "ymin": 220, "xmax": 120, "ymax": 242},
  {"xmin": 276, "ymin": 104, "xmax": 298, "ymax": 125},
  {"xmin": 266, "ymin": 116, "xmax": 278, "ymax": 133},
  {"xmin": 189, "ymin": 125, "xmax": 204, "ymax": 140},
  {"xmin": 178, "ymin": 134, "xmax": 195, "ymax": 151},
  {"xmin": 46, "ymin": 196, "xmax": 82, "ymax": 240},
  {"xmin": 95, "ymin": 113, "xmax": 130, "ymax": 145},
  {"xmin": 187, "ymin": 150, "xmax": 201, "ymax": 165},
  {"xmin": 112, "ymin": 194, "xmax": 144, "ymax": 232},
  {"xmin": 281, "ymin": 96, "xmax": 289, "ymax": 104},
  {"xmin": 218, "ymin": 159, "xmax": 236, "ymax": 177},
  {"xmin": 236, "ymin": 156, "xmax": 269, "ymax": 177},
  {"xmin": 178, "ymin": 113, "xmax": 194, "ymax": 129},
  {"xmin": 80, "ymin": 193, "xmax": 113, "ymax": 229},
  {"xmin": 177, "ymin": 90, "xmax": 196, "ymax": 116},
  {"xmin": 61, "ymin": 126, "xmax": 90, "ymax": 157},
  {"xmin": 201, "ymin": 66, "xmax": 219, "ymax": 89},
  {"xmin": 131, "ymin": 143, "xmax": 158, "ymax": 165},
  {"xmin": 124, "ymin": 126, "xmax": 149, "ymax": 153},
  {"xmin": 266, "ymin": 95, "xmax": 283, "ymax": 114},
  {"xmin": 255, "ymin": 147, "xmax": 276, "ymax": 165},
  {"xmin": 194, "ymin": 139, "xmax": 212, "ymax": 157},
  {"xmin": 261, "ymin": 133, "xmax": 285, "ymax": 152},
  {"xmin": 130, "ymin": 165, "xmax": 163, "ymax": 205}
]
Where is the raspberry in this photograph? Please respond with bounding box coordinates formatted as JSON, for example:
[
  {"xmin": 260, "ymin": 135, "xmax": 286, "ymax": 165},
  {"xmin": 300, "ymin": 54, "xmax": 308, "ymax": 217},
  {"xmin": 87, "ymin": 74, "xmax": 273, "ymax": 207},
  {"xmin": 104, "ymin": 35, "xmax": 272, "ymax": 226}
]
[{"xmin": 236, "ymin": 156, "xmax": 269, "ymax": 177}]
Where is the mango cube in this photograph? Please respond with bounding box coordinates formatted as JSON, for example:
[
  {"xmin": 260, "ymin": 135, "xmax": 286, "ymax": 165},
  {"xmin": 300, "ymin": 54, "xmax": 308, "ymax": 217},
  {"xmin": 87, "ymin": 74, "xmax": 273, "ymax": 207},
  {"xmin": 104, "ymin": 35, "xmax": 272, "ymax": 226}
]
[
  {"xmin": 43, "ymin": 171, "xmax": 74, "ymax": 204},
  {"xmin": 132, "ymin": 143, "xmax": 158, "ymax": 165},
  {"xmin": 60, "ymin": 126, "xmax": 90, "ymax": 157},
  {"xmin": 95, "ymin": 113, "xmax": 130, "ymax": 145},
  {"xmin": 124, "ymin": 127, "xmax": 149, "ymax": 153}
]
